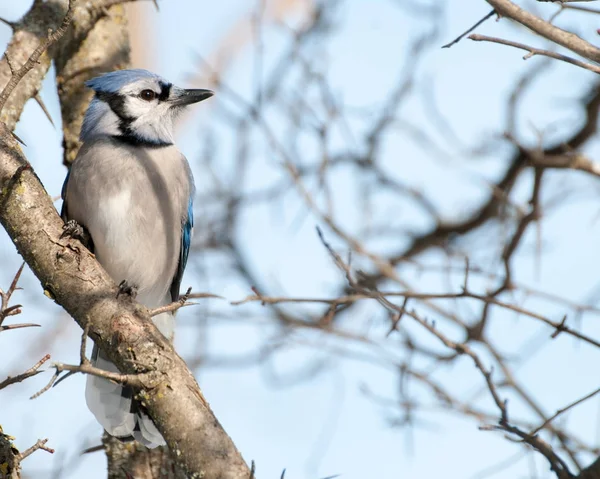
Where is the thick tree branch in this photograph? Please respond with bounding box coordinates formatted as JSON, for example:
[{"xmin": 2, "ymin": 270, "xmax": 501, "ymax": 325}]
[
  {"xmin": 0, "ymin": 0, "xmax": 76, "ymax": 114},
  {"xmin": 0, "ymin": 0, "xmax": 136, "ymax": 135},
  {"xmin": 0, "ymin": 126, "xmax": 251, "ymax": 478},
  {"xmin": 0, "ymin": 0, "xmax": 67, "ymax": 130}
]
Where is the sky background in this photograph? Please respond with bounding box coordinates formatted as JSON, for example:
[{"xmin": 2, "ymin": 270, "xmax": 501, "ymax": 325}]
[{"xmin": 2, "ymin": 1, "xmax": 600, "ymax": 478}]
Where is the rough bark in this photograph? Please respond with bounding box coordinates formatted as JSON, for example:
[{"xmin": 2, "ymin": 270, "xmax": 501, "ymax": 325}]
[
  {"xmin": 0, "ymin": 429, "xmax": 18, "ymax": 479},
  {"xmin": 103, "ymin": 434, "xmax": 188, "ymax": 479},
  {"xmin": 0, "ymin": 124, "xmax": 251, "ymax": 478},
  {"xmin": 0, "ymin": 0, "xmax": 65, "ymax": 131}
]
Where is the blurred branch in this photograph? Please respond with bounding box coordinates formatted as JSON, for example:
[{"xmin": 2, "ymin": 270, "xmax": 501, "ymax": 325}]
[
  {"xmin": 316, "ymin": 227, "xmax": 575, "ymax": 478},
  {"xmin": 469, "ymin": 33, "xmax": 600, "ymax": 74},
  {"xmin": 441, "ymin": 9, "xmax": 496, "ymax": 48}
]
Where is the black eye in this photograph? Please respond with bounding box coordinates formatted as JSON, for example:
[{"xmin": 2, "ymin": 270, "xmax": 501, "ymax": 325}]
[{"xmin": 140, "ymin": 89, "xmax": 156, "ymax": 101}]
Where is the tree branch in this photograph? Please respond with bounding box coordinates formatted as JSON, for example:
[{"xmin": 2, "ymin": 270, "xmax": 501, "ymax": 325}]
[
  {"xmin": 0, "ymin": 0, "xmax": 76, "ymax": 114},
  {"xmin": 0, "ymin": 354, "xmax": 50, "ymax": 391},
  {"xmin": 485, "ymin": 0, "xmax": 600, "ymax": 63},
  {"xmin": 469, "ymin": 33, "xmax": 600, "ymax": 74}
]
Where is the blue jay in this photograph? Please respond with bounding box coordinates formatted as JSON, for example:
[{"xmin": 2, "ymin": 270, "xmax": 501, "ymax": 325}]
[{"xmin": 60, "ymin": 69, "xmax": 213, "ymax": 447}]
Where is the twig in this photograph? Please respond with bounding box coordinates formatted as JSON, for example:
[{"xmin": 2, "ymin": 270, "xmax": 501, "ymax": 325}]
[
  {"xmin": 30, "ymin": 370, "xmax": 59, "ymax": 400},
  {"xmin": 313, "ymin": 229, "xmax": 574, "ymax": 475},
  {"xmin": 530, "ymin": 385, "xmax": 600, "ymax": 435},
  {"xmin": 386, "ymin": 296, "xmax": 409, "ymax": 337},
  {"xmin": 31, "ymin": 321, "xmax": 158, "ymax": 399},
  {"xmin": 32, "ymin": 361, "xmax": 157, "ymax": 399},
  {"xmin": 149, "ymin": 290, "xmax": 222, "ymax": 316},
  {"xmin": 231, "ymin": 289, "xmax": 600, "ymax": 349},
  {"xmin": 0, "ymin": 354, "xmax": 50, "ymax": 390},
  {"xmin": 485, "ymin": 0, "xmax": 600, "ymax": 64},
  {"xmin": 0, "ymin": 323, "xmax": 40, "ymax": 332},
  {"xmin": 149, "ymin": 300, "xmax": 196, "ymax": 316},
  {"xmin": 0, "ymin": 262, "xmax": 25, "ymax": 327},
  {"xmin": 469, "ymin": 33, "xmax": 600, "ymax": 74},
  {"xmin": 17, "ymin": 438, "xmax": 54, "ymax": 461},
  {"xmin": 561, "ymin": 4, "xmax": 600, "ymax": 14},
  {"xmin": 442, "ymin": 9, "xmax": 496, "ymax": 48},
  {"xmin": 537, "ymin": 0, "xmax": 600, "ymax": 3}
]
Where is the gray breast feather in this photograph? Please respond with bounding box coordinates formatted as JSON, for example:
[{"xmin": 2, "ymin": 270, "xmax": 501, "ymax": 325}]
[{"xmin": 65, "ymin": 138, "xmax": 193, "ymax": 308}]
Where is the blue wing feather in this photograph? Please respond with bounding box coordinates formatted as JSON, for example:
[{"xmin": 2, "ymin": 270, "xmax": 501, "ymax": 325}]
[
  {"xmin": 170, "ymin": 196, "xmax": 193, "ymax": 302},
  {"xmin": 60, "ymin": 169, "xmax": 71, "ymax": 221}
]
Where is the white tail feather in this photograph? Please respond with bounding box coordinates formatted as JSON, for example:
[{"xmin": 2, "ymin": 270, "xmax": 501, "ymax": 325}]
[{"xmin": 85, "ymin": 346, "xmax": 166, "ymax": 448}]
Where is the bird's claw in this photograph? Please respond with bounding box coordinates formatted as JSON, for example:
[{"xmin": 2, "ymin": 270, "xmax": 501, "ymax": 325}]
[
  {"xmin": 61, "ymin": 219, "xmax": 93, "ymax": 250},
  {"xmin": 117, "ymin": 280, "xmax": 138, "ymax": 299}
]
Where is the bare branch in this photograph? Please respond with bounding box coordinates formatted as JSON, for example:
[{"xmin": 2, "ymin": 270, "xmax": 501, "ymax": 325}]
[
  {"xmin": 0, "ymin": 354, "xmax": 50, "ymax": 390},
  {"xmin": 485, "ymin": 0, "xmax": 600, "ymax": 63},
  {"xmin": 442, "ymin": 9, "xmax": 496, "ymax": 48},
  {"xmin": 17, "ymin": 438, "xmax": 54, "ymax": 461},
  {"xmin": 469, "ymin": 33, "xmax": 600, "ymax": 74},
  {"xmin": 531, "ymin": 386, "xmax": 600, "ymax": 436}
]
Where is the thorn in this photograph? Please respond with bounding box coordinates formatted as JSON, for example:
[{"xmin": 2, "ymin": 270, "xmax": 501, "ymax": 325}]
[
  {"xmin": 0, "ymin": 17, "xmax": 15, "ymax": 29},
  {"xmin": 81, "ymin": 444, "xmax": 103, "ymax": 455},
  {"xmin": 10, "ymin": 131, "xmax": 26, "ymax": 146},
  {"xmin": 34, "ymin": 94, "xmax": 54, "ymax": 128}
]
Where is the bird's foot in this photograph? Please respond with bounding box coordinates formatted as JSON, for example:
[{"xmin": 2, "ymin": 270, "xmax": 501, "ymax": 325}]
[
  {"xmin": 117, "ymin": 280, "xmax": 138, "ymax": 299},
  {"xmin": 61, "ymin": 219, "xmax": 93, "ymax": 250}
]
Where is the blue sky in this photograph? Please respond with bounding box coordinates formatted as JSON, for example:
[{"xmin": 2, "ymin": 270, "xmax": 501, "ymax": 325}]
[{"xmin": 2, "ymin": 1, "xmax": 600, "ymax": 478}]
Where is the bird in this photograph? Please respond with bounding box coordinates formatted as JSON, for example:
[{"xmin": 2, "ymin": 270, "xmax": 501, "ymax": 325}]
[{"xmin": 60, "ymin": 69, "xmax": 213, "ymax": 448}]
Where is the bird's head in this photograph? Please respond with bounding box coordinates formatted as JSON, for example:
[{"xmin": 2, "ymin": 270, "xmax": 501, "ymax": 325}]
[{"xmin": 81, "ymin": 69, "xmax": 213, "ymax": 146}]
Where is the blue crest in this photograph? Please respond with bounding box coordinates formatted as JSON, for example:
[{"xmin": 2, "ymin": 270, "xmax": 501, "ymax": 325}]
[{"xmin": 85, "ymin": 69, "xmax": 164, "ymax": 93}]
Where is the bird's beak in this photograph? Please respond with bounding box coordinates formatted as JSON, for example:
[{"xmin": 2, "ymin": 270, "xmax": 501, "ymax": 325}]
[{"xmin": 170, "ymin": 88, "xmax": 214, "ymax": 107}]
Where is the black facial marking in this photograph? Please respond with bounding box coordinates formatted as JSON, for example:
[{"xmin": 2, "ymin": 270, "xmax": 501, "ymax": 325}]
[
  {"xmin": 114, "ymin": 134, "xmax": 173, "ymax": 148},
  {"xmin": 158, "ymin": 81, "xmax": 172, "ymax": 102},
  {"xmin": 96, "ymin": 91, "xmax": 133, "ymax": 123}
]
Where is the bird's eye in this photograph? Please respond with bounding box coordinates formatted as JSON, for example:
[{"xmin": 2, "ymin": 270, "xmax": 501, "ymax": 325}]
[{"xmin": 140, "ymin": 89, "xmax": 156, "ymax": 101}]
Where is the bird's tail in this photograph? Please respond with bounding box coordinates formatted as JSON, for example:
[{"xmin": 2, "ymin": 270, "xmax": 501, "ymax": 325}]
[{"xmin": 85, "ymin": 345, "xmax": 166, "ymax": 448}]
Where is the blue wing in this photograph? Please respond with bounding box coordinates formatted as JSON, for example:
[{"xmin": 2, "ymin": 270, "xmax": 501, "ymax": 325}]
[
  {"xmin": 60, "ymin": 169, "xmax": 70, "ymax": 221},
  {"xmin": 170, "ymin": 196, "xmax": 194, "ymax": 302}
]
